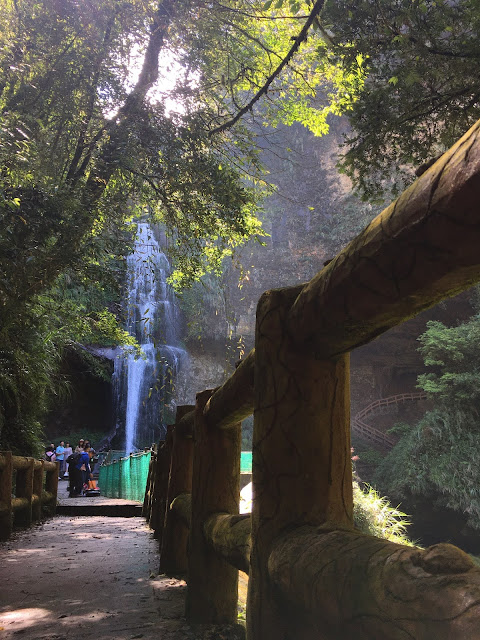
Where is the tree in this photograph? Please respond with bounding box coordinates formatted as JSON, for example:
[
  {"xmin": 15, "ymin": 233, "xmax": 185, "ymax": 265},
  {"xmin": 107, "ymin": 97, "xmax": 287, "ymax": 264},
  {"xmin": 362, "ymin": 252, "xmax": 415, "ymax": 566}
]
[
  {"xmin": 0, "ymin": 0, "xmax": 260, "ymax": 450},
  {"xmin": 374, "ymin": 311, "xmax": 480, "ymax": 532},
  {"xmin": 320, "ymin": 0, "xmax": 480, "ymax": 199},
  {"xmin": 4, "ymin": 0, "xmax": 476, "ymax": 453},
  {"xmin": 0, "ymin": 0, "xmax": 355, "ymax": 451}
]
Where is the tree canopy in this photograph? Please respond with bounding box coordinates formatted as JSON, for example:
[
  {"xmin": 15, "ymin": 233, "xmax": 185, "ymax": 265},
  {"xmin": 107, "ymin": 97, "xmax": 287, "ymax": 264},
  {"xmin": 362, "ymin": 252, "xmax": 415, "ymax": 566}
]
[
  {"xmin": 0, "ymin": 0, "xmax": 341, "ymax": 451},
  {"xmin": 2, "ymin": 0, "xmax": 480, "ymax": 453},
  {"xmin": 321, "ymin": 0, "xmax": 480, "ymax": 199}
]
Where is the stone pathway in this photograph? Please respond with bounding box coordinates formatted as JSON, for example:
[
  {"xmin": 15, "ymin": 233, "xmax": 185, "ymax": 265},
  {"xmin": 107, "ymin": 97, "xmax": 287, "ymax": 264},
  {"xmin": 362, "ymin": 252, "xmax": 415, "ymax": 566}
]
[{"xmin": 0, "ymin": 515, "xmax": 245, "ymax": 640}]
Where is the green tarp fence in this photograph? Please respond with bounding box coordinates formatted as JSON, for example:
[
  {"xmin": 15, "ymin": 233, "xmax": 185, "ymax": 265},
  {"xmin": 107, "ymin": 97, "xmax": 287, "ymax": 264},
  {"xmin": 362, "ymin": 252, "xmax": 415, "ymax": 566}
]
[
  {"xmin": 241, "ymin": 451, "xmax": 252, "ymax": 474},
  {"xmin": 99, "ymin": 450, "xmax": 151, "ymax": 502},
  {"xmin": 99, "ymin": 449, "xmax": 250, "ymax": 502}
]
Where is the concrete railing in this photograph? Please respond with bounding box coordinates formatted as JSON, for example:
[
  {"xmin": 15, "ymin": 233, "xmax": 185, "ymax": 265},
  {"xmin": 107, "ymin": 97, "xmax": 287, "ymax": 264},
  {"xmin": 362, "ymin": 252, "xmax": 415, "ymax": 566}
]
[
  {"xmin": 144, "ymin": 119, "xmax": 480, "ymax": 639},
  {"xmin": 0, "ymin": 451, "xmax": 59, "ymax": 540}
]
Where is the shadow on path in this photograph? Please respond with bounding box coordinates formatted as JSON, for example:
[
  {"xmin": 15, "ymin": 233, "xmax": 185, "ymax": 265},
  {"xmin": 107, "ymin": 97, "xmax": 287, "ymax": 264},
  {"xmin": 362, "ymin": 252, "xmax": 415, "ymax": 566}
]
[{"xmin": 0, "ymin": 515, "xmax": 244, "ymax": 640}]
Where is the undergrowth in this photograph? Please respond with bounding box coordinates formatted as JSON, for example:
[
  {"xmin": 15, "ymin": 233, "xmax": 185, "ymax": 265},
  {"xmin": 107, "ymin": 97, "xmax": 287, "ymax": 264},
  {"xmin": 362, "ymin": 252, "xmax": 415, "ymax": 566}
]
[{"xmin": 353, "ymin": 481, "xmax": 413, "ymax": 545}]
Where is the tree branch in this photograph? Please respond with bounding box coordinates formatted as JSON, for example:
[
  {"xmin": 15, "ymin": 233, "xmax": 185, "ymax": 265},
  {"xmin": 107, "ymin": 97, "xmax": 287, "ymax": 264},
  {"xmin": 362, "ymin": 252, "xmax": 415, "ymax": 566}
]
[
  {"xmin": 81, "ymin": 0, "xmax": 176, "ymax": 207},
  {"xmin": 209, "ymin": 0, "xmax": 326, "ymax": 136}
]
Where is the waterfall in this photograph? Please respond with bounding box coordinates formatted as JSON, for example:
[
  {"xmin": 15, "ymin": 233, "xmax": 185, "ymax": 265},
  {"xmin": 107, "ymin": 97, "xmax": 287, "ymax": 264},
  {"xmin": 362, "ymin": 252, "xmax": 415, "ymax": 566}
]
[{"xmin": 113, "ymin": 223, "xmax": 187, "ymax": 452}]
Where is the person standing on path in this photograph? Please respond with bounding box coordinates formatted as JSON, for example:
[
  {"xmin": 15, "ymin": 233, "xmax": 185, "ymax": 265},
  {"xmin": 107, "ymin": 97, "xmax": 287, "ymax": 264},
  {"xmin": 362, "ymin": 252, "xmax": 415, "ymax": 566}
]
[
  {"xmin": 45, "ymin": 445, "xmax": 56, "ymax": 463},
  {"xmin": 63, "ymin": 441, "xmax": 73, "ymax": 477},
  {"xmin": 73, "ymin": 445, "xmax": 94, "ymax": 495},
  {"xmin": 55, "ymin": 441, "xmax": 65, "ymax": 478}
]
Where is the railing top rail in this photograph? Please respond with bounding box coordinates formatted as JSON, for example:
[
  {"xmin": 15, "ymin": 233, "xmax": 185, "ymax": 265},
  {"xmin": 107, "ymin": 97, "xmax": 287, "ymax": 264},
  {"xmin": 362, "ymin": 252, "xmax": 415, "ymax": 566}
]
[
  {"xmin": 100, "ymin": 449, "xmax": 152, "ymax": 466},
  {"xmin": 355, "ymin": 392, "xmax": 428, "ymax": 419}
]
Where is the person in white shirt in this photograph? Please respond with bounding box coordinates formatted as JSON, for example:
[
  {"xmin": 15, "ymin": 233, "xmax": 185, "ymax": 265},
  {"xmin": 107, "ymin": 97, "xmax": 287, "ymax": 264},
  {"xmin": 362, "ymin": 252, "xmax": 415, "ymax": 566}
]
[{"xmin": 63, "ymin": 442, "xmax": 73, "ymax": 477}]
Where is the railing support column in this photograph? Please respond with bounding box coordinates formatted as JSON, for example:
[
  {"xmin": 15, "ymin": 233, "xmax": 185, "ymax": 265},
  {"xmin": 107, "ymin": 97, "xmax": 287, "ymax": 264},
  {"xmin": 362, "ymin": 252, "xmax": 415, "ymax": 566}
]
[
  {"xmin": 186, "ymin": 389, "xmax": 241, "ymax": 623},
  {"xmin": 151, "ymin": 428, "xmax": 173, "ymax": 542},
  {"xmin": 160, "ymin": 405, "xmax": 195, "ymax": 575},
  {"xmin": 142, "ymin": 445, "xmax": 155, "ymax": 520},
  {"xmin": 247, "ymin": 287, "xmax": 353, "ymax": 640},
  {"xmin": 15, "ymin": 458, "xmax": 34, "ymax": 527},
  {"xmin": 43, "ymin": 461, "xmax": 59, "ymax": 516},
  {"xmin": 32, "ymin": 460, "xmax": 44, "ymax": 521},
  {"xmin": 0, "ymin": 451, "xmax": 13, "ymax": 540}
]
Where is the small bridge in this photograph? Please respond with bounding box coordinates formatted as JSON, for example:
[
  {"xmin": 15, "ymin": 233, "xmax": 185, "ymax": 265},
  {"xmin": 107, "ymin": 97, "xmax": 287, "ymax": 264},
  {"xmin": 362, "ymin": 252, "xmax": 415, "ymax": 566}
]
[
  {"xmin": 4, "ymin": 121, "xmax": 480, "ymax": 638},
  {"xmin": 352, "ymin": 392, "xmax": 428, "ymax": 449}
]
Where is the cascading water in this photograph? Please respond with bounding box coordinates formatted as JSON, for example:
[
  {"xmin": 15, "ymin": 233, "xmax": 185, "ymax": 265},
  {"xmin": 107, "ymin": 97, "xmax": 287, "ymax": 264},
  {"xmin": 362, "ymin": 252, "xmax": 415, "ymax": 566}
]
[{"xmin": 112, "ymin": 223, "xmax": 187, "ymax": 452}]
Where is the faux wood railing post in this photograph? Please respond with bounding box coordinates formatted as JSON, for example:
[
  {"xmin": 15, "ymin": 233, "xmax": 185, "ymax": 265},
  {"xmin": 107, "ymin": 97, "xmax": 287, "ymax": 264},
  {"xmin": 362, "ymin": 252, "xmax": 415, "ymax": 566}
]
[
  {"xmin": 247, "ymin": 286, "xmax": 352, "ymax": 640},
  {"xmin": 160, "ymin": 404, "xmax": 195, "ymax": 575},
  {"xmin": 15, "ymin": 457, "xmax": 34, "ymax": 527},
  {"xmin": 43, "ymin": 460, "xmax": 59, "ymax": 516},
  {"xmin": 150, "ymin": 428, "xmax": 173, "ymax": 542},
  {"xmin": 0, "ymin": 451, "xmax": 13, "ymax": 540},
  {"xmin": 32, "ymin": 460, "xmax": 44, "ymax": 521},
  {"xmin": 148, "ymin": 443, "xmax": 163, "ymax": 533},
  {"xmin": 142, "ymin": 444, "xmax": 156, "ymax": 520},
  {"xmin": 186, "ymin": 389, "xmax": 241, "ymax": 623}
]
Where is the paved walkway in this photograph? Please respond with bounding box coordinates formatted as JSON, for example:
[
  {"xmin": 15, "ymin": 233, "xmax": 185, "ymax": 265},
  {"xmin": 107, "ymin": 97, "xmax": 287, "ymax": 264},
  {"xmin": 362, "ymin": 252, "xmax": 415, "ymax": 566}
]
[
  {"xmin": 0, "ymin": 491, "xmax": 245, "ymax": 639},
  {"xmin": 56, "ymin": 479, "xmax": 142, "ymax": 517}
]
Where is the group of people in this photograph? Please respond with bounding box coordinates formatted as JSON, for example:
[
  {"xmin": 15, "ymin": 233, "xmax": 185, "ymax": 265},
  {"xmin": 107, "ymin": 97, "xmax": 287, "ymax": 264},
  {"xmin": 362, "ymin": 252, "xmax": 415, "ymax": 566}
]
[
  {"xmin": 45, "ymin": 438, "xmax": 95, "ymax": 497},
  {"xmin": 45, "ymin": 441, "xmax": 71, "ymax": 478}
]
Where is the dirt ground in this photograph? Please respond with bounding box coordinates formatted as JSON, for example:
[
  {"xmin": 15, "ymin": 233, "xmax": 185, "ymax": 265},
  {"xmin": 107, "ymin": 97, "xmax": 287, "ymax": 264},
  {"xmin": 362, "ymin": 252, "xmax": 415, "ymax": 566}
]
[{"xmin": 0, "ymin": 515, "xmax": 245, "ymax": 640}]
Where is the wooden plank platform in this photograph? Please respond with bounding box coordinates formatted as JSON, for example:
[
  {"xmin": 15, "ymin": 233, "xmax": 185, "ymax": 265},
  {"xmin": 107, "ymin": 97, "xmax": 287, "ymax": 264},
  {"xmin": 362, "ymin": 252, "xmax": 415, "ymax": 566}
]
[{"xmin": 56, "ymin": 478, "xmax": 142, "ymax": 517}]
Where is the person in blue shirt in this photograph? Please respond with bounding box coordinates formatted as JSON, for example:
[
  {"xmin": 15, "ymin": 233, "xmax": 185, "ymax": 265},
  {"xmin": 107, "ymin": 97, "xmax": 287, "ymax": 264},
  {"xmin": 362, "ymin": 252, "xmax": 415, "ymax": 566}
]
[
  {"xmin": 72, "ymin": 445, "xmax": 94, "ymax": 496},
  {"xmin": 55, "ymin": 441, "xmax": 65, "ymax": 479}
]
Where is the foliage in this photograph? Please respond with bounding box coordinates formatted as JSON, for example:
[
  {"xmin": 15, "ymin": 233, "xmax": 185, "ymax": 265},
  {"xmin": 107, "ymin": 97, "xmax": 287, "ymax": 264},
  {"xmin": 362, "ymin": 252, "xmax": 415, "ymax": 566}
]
[
  {"xmin": 374, "ymin": 409, "xmax": 480, "ymax": 530},
  {"xmin": 241, "ymin": 415, "xmax": 253, "ymax": 450},
  {"xmin": 3, "ymin": 0, "xmax": 476, "ymax": 454},
  {"xmin": 353, "ymin": 482, "xmax": 413, "ymax": 545},
  {"xmin": 259, "ymin": 0, "xmax": 480, "ymax": 200},
  {"xmin": 50, "ymin": 430, "xmax": 107, "ymax": 451},
  {"xmin": 0, "ymin": 263, "xmax": 133, "ymax": 454},
  {"xmin": 319, "ymin": 0, "xmax": 480, "ymax": 199},
  {"xmin": 374, "ymin": 315, "xmax": 480, "ymax": 529},
  {"xmin": 0, "ymin": 0, "xmax": 272, "ymax": 451},
  {"xmin": 353, "ymin": 447, "xmax": 384, "ymax": 468},
  {"xmin": 417, "ymin": 319, "xmax": 480, "ymax": 403}
]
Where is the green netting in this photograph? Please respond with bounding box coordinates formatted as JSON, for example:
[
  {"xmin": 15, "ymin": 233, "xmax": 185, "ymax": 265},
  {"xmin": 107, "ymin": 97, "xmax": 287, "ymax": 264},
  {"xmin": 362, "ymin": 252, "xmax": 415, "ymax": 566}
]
[
  {"xmin": 99, "ymin": 451, "xmax": 151, "ymax": 502},
  {"xmin": 241, "ymin": 451, "xmax": 252, "ymax": 473}
]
